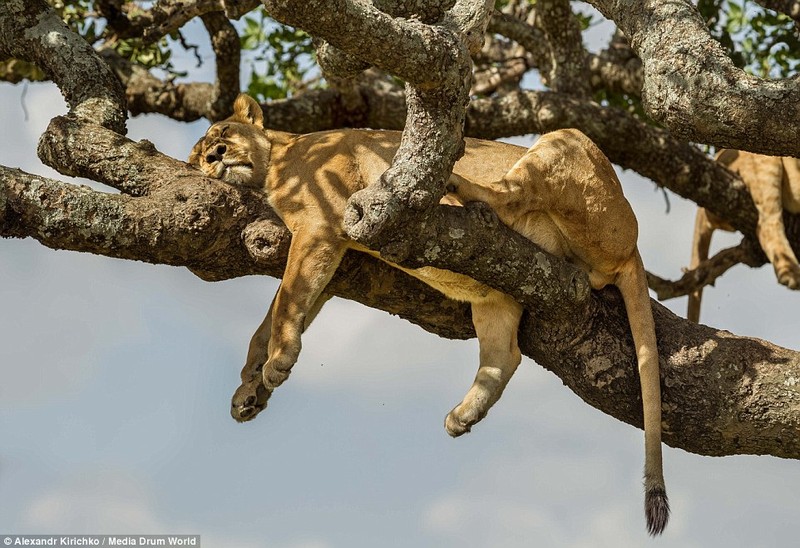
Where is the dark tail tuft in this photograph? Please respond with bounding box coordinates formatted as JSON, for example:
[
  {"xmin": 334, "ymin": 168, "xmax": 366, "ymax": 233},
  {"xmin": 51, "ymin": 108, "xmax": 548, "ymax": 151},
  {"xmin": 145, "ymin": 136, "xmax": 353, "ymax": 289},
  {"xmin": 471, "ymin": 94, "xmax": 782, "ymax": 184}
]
[{"xmin": 645, "ymin": 487, "xmax": 670, "ymax": 536}]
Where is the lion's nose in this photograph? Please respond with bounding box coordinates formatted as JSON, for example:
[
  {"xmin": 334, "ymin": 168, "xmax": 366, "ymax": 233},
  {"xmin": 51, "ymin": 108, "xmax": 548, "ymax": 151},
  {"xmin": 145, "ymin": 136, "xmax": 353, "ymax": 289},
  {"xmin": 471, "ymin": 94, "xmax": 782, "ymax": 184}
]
[{"xmin": 205, "ymin": 144, "xmax": 227, "ymax": 163}]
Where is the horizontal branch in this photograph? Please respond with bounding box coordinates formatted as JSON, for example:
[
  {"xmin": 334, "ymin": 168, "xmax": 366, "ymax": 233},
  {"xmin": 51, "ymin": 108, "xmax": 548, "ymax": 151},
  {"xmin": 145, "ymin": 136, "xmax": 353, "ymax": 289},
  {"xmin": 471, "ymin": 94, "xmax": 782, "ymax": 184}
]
[
  {"xmin": 101, "ymin": 49, "xmax": 218, "ymax": 122},
  {"xmin": 3, "ymin": 162, "xmax": 799, "ymax": 458},
  {"xmin": 647, "ymin": 240, "xmax": 763, "ymax": 300}
]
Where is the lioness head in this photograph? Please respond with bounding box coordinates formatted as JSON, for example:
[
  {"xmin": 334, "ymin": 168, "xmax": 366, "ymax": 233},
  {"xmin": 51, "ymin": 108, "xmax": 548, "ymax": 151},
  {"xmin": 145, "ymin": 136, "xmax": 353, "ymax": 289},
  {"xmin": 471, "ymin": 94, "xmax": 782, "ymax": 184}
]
[{"xmin": 188, "ymin": 94, "xmax": 271, "ymax": 188}]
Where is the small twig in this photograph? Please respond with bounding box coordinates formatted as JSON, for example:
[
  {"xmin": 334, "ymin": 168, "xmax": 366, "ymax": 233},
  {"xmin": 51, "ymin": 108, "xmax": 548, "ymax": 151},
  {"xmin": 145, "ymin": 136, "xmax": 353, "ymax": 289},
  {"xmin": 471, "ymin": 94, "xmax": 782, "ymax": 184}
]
[
  {"xmin": 176, "ymin": 29, "xmax": 203, "ymax": 68},
  {"xmin": 647, "ymin": 241, "xmax": 754, "ymax": 300}
]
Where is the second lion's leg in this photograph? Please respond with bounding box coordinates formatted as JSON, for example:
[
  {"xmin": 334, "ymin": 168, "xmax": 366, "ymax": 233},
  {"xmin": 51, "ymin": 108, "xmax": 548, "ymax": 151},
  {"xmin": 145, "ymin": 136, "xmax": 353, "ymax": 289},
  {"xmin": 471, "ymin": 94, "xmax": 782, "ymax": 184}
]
[
  {"xmin": 749, "ymin": 160, "xmax": 800, "ymax": 289},
  {"xmin": 445, "ymin": 292, "xmax": 523, "ymax": 437},
  {"xmin": 687, "ymin": 208, "xmax": 715, "ymax": 323}
]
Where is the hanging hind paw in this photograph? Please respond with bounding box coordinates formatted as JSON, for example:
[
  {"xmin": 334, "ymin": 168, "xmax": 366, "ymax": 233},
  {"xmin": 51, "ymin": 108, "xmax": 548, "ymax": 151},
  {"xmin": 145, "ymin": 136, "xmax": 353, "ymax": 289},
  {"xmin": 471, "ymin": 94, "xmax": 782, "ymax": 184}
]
[{"xmin": 444, "ymin": 400, "xmax": 486, "ymax": 438}]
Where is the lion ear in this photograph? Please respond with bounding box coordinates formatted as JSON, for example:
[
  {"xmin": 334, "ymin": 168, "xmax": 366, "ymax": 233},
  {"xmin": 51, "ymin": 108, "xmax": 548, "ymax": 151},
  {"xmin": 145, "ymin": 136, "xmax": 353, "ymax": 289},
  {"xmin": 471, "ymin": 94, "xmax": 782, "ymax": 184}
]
[{"xmin": 232, "ymin": 93, "xmax": 264, "ymax": 128}]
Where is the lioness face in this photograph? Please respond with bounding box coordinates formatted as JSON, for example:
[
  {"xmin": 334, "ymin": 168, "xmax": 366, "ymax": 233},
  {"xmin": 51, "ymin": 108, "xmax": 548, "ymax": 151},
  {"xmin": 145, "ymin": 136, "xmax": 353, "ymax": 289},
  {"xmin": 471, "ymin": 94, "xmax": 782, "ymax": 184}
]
[{"xmin": 189, "ymin": 121, "xmax": 271, "ymax": 189}]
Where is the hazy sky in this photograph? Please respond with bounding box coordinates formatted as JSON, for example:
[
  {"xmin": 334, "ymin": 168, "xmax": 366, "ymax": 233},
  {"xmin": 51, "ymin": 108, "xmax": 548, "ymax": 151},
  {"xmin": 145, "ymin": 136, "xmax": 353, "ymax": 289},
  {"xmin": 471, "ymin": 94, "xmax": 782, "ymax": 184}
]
[{"xmin": 2, "ymin": 17, "xmax": 799, "ymax": 548}]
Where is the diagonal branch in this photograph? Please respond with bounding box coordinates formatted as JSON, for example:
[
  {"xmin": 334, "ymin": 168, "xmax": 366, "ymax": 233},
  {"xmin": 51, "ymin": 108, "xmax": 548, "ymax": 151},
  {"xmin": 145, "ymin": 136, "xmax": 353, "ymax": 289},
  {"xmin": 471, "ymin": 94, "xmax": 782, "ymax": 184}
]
[
  {"xmin": 536, "ymin": 0, "xmax": 591, "ymax": 96},
  {"xmin": 487, "ymin": 11, "xmax": 643, "ymax": 96},
  {"xmin": 0, "ymin": 0, "xmax": 126, "ymax": 133},
  {"xmin": 587, "ymin": 0, "xmax": 800, "ymax": 157},
  {"xmin": 262, "ymin": 0, "xmax": 468, "ymax": 87},
  {"xmin": 37, "ymin": 116, "xmax": 194, "ymax": 196}
]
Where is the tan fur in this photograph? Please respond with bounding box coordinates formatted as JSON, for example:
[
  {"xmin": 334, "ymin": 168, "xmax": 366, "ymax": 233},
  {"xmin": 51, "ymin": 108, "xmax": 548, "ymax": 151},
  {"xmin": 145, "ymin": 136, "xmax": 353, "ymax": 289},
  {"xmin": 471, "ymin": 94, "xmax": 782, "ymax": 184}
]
[
  {"xmin": 688, "ymin": 150, "xmax": 800, "ymax": 323},
  {"xmin": 189, "ymin": 94, "xmax": 668, "ymax": 534}
]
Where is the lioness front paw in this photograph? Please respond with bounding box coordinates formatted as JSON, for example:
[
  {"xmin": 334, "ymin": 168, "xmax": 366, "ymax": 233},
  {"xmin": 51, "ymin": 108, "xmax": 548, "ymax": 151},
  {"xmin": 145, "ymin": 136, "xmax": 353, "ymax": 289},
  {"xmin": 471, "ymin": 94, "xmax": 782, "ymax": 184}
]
[{"xmin": 231, "ymin": 380, "xmax": 270, "ymax": 423}]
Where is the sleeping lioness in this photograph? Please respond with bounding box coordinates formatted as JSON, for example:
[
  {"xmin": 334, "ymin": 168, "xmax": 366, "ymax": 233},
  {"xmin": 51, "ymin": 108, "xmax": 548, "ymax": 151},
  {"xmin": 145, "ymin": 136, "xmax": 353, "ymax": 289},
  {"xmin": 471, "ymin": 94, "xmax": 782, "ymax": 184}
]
[
  {"xmin": 189, "ymin": 94, "xmax": 669, "ymax": 535},
  {"xmin": 688, "ymin": 150, "xmax": 800, "ymax": 323}
]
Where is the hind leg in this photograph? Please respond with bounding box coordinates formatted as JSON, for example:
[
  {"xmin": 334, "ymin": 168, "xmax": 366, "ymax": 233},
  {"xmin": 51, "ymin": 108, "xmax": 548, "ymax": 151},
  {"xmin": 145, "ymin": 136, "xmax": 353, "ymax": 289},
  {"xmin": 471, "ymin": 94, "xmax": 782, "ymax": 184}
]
[
  {"xmin": 687, "ymin": 208, "xmax": 715, "ymax": 323},
  {"xmin": 231, "ymin": 292, "xmax": 332, "ymax": 422},
  {"xmin": 748, "ymin": 160, "xmax": 800, "ymax": 289},
  {"xmin": 444, "ymin": 292, "xmax": 523, "ymax": 437}
]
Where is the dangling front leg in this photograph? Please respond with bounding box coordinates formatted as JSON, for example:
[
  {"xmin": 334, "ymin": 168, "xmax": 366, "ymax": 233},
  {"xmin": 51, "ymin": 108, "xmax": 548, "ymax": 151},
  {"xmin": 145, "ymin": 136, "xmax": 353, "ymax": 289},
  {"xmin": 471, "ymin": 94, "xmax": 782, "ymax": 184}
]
[
  {"xmin": 445, "ymin": 293, "xmax": 523, "ymax": 437},
  {"xmin": 231, "ymin": 292, "xmax": 332, "ymax": 422},
  {"xmin": 261, "ymin": 230, "xmax": 346, "ymax": 392}
]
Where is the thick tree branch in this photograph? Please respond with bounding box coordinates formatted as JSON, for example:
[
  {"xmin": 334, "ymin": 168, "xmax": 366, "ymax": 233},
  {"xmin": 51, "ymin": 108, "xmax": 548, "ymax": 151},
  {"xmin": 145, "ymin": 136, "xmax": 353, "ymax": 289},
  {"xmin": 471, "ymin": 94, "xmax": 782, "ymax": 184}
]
[
  {"xmin": 101, "ymin": 49, "xmax": 217, "ymax": 122},
  {"xmin": 262, "ymin": 0, "xmax": 466, "ymax": 87},
  {"xmin": 37, "ymin": 116, "xmax": 197, "ymax": 196},
  {"xmin": 0, "ymin": 0, "xmax": 126, "ymax": 133},
  {"xmin": 588, "ymin": 0, "xmax": 800, "ymax": 156},
  {"xmin": 261, "ymin": 1, "xmax": 493, "ymax": 254},
  {"xmin": 537, "ymin": 0, "xmax": 591, "ymax": 96},
  {"xmin": 200, "ymin": 11, "xmax": 241, "ymax": 121},
  {"xmin": 2, "ymin": 164, "xmax": 799, "ymax": 459}
]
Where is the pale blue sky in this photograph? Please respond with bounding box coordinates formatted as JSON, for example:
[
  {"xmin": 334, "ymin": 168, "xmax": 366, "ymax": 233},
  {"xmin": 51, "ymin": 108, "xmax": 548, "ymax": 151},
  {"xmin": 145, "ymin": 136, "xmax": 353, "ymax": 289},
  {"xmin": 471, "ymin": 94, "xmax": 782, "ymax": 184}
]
[{"xmin": 2, "ymin": 14, "xmax": 799, "ymax": 548}]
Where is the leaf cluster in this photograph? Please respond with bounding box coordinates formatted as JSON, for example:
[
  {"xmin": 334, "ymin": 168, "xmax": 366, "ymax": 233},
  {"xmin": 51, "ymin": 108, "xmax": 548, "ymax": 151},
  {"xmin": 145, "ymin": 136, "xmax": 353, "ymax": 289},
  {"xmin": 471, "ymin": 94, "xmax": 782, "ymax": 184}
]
[
  {"xmin": 699, "ymin": 0, "xmax": 800, "ymax": 78},
  {"xmin": 241, "ymin": 8, "xmax": 316, "ymax": 100}
]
